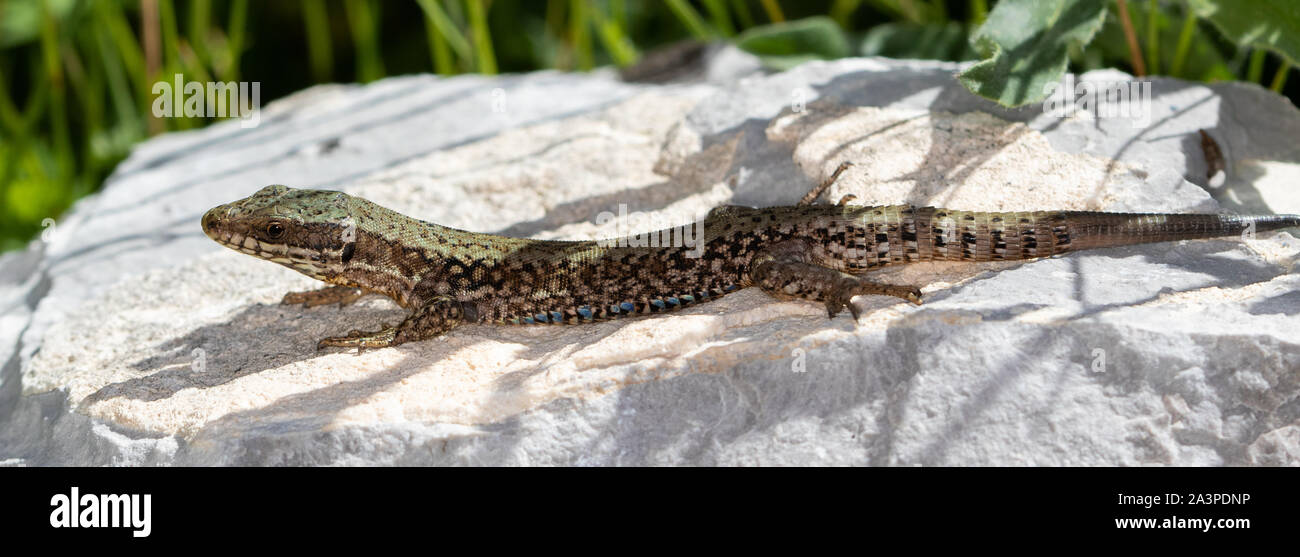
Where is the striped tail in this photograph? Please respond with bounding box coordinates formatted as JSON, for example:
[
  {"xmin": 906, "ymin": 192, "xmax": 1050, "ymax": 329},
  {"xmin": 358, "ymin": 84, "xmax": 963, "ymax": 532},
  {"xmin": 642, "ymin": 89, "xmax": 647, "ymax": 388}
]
[
  {"xmin": 1060, "ymin": 212, "xmax": 1300, "ymax": 251},
  {"xmin": 911, "ymin": 207, "xmax": 1300, "ymax": 262}
]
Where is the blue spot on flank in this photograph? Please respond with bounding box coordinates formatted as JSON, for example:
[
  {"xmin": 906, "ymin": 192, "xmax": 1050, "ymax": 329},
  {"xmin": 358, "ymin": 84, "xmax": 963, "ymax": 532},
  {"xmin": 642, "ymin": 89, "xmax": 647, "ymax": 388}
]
[
  {"xmin": 609, "ymin": 304, "xmax": 620, "ymax": 314},
  {"xmin": 522, "ymin": 317, "xmax": 535, "ymax": 324},
  {"xmin": 550, "ymin": 311, "xmax": 563, "ymax": 322},
  {"xmin": 620, "ymin": 302, "xmax": 635, "ymax": 312},
  {"xmin": 652, "ymin": 299, "xmax": 666, "ymax": 309},
  {"xmin": 577, "ymin": 306, "xmax": 593, "ymax": 319},
  {"xmin": 724, "ymin": 284, "xmax": 739, "ymax": 292},
  {"xmin": 667, "ymin": 297, "xmax": 680, "ymax": 306},
  {"xmin": 535, "ymin": 313, "xmax": 549, "ymax": 323},
  {"xmin": 698, "ymin": 290, "xmax": 709, "ymax": 298},
  {"xmin": 680, "ymin": 295, "xmax": 694, "ymax": 303}
]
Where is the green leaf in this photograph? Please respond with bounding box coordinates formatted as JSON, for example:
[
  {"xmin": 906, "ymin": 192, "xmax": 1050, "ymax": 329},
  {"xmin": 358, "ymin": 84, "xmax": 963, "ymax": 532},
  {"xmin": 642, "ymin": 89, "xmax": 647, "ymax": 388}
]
[
  {"xmin": 1186, "ymin": 0, "xmax": 1300, "ymax": 66},
  {"xmin": 736, "ymin": 16, "xmax": 851, "ymax": 71},
  {"xmin": 957, "ymin": 0, "xmax": 1108, "ymax": 107},
  {"xmin": 860, "ymin": 22, "xmax": 977, "ymax": 62},
  {"xmin": 0, "ymin": 0, "xmax": 75, "ymax": 48}
]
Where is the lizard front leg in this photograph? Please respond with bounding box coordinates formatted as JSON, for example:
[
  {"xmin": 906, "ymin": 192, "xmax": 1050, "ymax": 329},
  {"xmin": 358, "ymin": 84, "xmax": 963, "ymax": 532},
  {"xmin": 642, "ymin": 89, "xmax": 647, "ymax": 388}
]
[
  {"xmin": 750, "ymin": 248, "xmax": 922, "ymax": 320},
  {"xmin": 317, "ymin": 298, "xmax": 464, "ymax": 352},
  {"xmin": 283, "ymin": 285, "xmax": 367, "ymax": 308}
]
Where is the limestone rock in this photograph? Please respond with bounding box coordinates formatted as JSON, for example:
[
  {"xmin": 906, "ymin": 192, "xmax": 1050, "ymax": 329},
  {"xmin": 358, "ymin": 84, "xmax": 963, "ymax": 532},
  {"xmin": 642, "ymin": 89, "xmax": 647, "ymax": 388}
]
[{"xmin": 2, "ymin": 55, "xmax": 1299, "ymax": 465}]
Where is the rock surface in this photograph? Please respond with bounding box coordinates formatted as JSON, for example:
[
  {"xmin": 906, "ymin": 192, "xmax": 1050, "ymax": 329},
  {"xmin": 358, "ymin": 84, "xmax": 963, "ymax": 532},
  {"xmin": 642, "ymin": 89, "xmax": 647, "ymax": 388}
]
[{"xmin": 2, "ymin": 52, "xmax": 1299, "ymax": 465}]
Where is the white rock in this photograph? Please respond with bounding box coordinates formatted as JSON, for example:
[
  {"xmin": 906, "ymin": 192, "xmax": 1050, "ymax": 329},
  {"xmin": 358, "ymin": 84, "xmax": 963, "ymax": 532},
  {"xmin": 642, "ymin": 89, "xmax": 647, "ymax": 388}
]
[{"xmin": 1, "ymin": 56, "xmax": 1298, "ymax": 465}]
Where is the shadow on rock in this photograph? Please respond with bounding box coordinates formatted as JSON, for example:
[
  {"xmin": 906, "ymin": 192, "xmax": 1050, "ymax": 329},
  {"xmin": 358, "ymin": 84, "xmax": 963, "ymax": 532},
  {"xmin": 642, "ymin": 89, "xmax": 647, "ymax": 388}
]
[{"xmin": 80, "ymin": 301, "xmax": 403, "ymax": 406}]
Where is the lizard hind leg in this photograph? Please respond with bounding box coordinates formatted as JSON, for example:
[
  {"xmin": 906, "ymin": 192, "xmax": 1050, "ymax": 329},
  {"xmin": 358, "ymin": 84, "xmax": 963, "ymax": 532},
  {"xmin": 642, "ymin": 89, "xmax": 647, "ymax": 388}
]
[
  {"xmin": 798, "ymin": 161, "xmax": 855, "ymax": 206},
  {"xmin": 317, "ymin": 298, "xmax": 464, "ymax": 352},
  {"xmin": 750, "ymin": 257, "xmax": 922, "ymax": 320},
  {"xmin": 316, "ymin": 324, "xmax": 398, "ymax": 352}
]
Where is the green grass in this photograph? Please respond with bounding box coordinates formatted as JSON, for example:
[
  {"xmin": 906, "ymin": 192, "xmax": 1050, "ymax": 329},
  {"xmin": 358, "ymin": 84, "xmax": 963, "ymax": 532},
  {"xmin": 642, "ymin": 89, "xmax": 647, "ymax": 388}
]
[{"xmin": 1, "ymin": 0, "xmax": 1297, "ymax": 252}]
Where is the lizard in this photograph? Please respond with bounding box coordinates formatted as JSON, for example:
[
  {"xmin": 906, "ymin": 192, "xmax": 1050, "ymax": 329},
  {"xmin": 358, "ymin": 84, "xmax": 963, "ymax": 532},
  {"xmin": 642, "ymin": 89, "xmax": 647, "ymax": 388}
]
[{"xmin": 200, "ymin": 163, "xmax": 1300, "ymax": 351}]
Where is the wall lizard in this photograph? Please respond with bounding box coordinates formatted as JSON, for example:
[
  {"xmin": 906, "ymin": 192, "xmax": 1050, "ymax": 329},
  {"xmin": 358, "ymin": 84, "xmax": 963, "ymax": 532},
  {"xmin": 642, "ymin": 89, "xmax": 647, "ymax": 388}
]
[{"xmin": 201, "ymin": 164, "xmax": 1300, "ymax": 351}]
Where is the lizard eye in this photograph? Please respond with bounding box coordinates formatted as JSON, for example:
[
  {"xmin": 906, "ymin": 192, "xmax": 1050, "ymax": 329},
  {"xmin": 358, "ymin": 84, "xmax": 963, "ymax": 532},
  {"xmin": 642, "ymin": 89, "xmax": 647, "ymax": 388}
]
[{"xmin": 266, "ymin": 222, "xmax": 285, "ymax": 239}]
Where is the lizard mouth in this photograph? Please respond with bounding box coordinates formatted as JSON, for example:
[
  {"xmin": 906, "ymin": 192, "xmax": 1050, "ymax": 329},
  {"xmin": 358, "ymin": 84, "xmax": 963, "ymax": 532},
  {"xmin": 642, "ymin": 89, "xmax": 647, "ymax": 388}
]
[
  {"xmin": 201, "ymin": 207, "xmax": 266, "ymax": 256},
  {"xmin": 201, "ymin": 206, "xmax": 332, "ymax": 279}
]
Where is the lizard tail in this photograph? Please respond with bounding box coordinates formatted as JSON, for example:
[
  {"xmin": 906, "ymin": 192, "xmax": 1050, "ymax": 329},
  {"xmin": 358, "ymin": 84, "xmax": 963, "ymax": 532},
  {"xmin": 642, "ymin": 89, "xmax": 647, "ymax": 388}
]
[
  {"xmin": 1061, "ymin": 212, "xmax": 1300, "ymax": 251},
  {"xmin": 913, "ymin": 208, "xmax": 1300, "ymax": 262}
]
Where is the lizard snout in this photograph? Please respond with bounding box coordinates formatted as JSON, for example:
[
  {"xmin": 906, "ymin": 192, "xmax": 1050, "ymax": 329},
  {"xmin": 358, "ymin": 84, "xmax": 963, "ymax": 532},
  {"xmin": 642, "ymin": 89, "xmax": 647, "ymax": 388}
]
[
  {"xmin": 201, "ymin": 206, "xmax": 235, "ymax": 241},
  {"xmin": 201, "ymin": 207, "xmax": 220, "ymax": 237}
]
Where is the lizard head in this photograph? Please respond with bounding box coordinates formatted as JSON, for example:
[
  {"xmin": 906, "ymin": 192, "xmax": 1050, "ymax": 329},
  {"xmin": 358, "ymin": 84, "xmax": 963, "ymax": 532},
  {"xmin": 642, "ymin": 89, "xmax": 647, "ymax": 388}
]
[{"xmin": 202, "ymin": 185, "xmax": 358, "ymax": 280}]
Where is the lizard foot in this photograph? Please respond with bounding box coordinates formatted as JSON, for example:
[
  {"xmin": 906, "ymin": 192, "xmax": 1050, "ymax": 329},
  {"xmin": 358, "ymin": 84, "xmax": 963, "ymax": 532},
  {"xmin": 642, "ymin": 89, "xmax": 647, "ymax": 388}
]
[
  {"xmin": 283, "ymin": 285, "xmax": 366, "ymax": 308},
  {"xmin": 825, "ymin": 277, "xmax": 923, "ymax": 320},
  {"xmin": 314, "ymin": 300, "xmax": 466, "ymax": 352},
  {"xmin": 750, "ymin": 250, "xmax": 922, "ymax": 320},
  {"xmin": 798, "ymin": 161, "xmax": 855, "ymax": 206},
  {"xmin": 316, "ymin": 324, "xmax": 396, "ymax": 353}
]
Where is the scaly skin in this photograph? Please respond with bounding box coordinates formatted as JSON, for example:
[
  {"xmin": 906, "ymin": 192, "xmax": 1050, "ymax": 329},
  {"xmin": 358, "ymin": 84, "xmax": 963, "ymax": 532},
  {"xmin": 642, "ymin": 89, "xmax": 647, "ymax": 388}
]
[{"xmin": 201, "ymin": 168, "xmax": 1300, "ymax": 351}]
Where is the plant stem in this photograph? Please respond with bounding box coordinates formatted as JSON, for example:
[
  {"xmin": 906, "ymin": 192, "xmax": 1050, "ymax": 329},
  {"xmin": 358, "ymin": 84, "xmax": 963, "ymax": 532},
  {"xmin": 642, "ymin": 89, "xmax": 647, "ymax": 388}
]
[
  {"xmin": 41, "ymin": 0, "xmax": 73, "ymax": 178},
  {"xmin": 344, "ymin": 0, "xmax": 386, "ymax": 83},
  {"xmin": 302, "ymin": 0, "xmax": 334, "ymax": 82},
  {"xmin": 1169, "ymin": 7, "xmax": 1196, "ymax": 76},
  {"xmin": 759, "ymin": 0, "xmax": 785, "ymax": 23},
  {"xmin": 141, "ymin": 0, "xmax": 164, "ymax": 134},
  {"xmin": 569, "ymin": 0, "xmax": 592, "ymax": 70},
  {"xmin": 590, "ymin": 2, "xmax": 637, "ymax": 66},
  {"xmin": 96, "ymin": 0, "xmax": 145, "ymax": 92},
  {"xmin": 702, "ymin": 0, "xmax": 734, "ymax": 36},
  {"xmin": 189, "ymin": 0, "xmax": 213, "ymax": 70},
  {"xmin": 829, "ymin": 0, "xmax": 859, "ymax": 27},
  {"xmin": 466, "ymin": 0, "xmax": 497, "ymax": 74},
  {"xmin": 225, "ymin": 0, "xmax": 248, "ymax": 82},
  {"xmin": 1270, "ymin": 60, "xmax": 1291, "ymax": 92},
  {"xmin": 424, "ymin": 10, "xmax": 454, "ymax": 74},
  {"xmin": 970, "ymin": 0, "xmax": 987, "ymax": 24},
  {"xmin": 545, "ymin": 0, "xmax": 570, "ymax": 70},
  {"xmin": 95, "ymin": 27, "xmax": 141, "ymax": 135},
  {"xmin": 1115, "ymin": 0, "xmax": 1146, "ymax": 77},
  {"xmin": 1247, "ymin": 49, "xmax": 1266, "ymax": 83},
  {"xmin": 416, "ymin": 0, "xmax": 474, "ymax": 69},
  {"xmin": 730, "ymin": 0, "xmax": 755, "ymax": 28},
  {"xmin": 665, "ymin": 0, "xmax": 712, "ymax": 38},
  {"xmin": 1145, "ymin": 0, "xmax": 1158, "ymax": 75}
]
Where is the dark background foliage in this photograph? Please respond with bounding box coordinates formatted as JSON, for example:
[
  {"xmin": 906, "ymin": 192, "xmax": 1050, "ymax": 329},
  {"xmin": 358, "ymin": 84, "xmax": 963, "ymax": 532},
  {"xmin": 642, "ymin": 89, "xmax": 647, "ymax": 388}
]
[{"xmin": 1, "ymin": 0, "xmax": 1295, "ymax": 251}]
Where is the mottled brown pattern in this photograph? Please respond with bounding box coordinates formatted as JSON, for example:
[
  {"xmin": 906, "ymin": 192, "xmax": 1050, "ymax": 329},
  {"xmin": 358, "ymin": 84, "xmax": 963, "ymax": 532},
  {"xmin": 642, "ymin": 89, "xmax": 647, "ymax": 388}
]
[{"xmin": 202, "ymin": 184, "xmax": 1300, "ymax": 350}]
